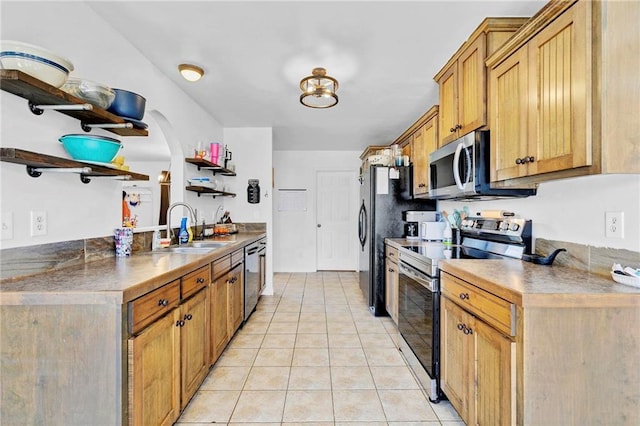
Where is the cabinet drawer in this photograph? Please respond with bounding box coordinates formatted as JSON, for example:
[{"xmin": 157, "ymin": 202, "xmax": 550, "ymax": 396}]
[
  {"xmin": 129, "ymin": 279, "xmax": 180, "ymax": 335},
  {"xmin": 182, "ymin": 265, "xmax": 210, "ymax": 299},
  {"xmin": 212, "ymin": 255, "xmax": 230, "ymax": 281},
  {"xmin": 441, "ymin": 273, "xmax": 515, "ymax": 337},
  {"xmin": 231, "ymin": 249, "xmax": 244, "ymax": 267},
  {"xmin": 385, "ymin": 245, "xmax": 398, "ymax": 262}
]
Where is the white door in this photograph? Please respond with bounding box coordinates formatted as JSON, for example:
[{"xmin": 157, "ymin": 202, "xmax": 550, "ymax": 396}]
[{"xmin": 316, "ymin": 170, "xmax": 358, "ymax": 270}]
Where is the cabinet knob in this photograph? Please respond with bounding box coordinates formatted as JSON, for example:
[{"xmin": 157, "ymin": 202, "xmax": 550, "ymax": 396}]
[
  {"xmin": 176, "ymin": 320, "xmax": 185, "ymax": 327},
  {"xmin": 515, "ymin": 157, "xmax": 523, "ymax": 165},
  {"xmin": 450, "ymin": 127, "xmax": 456, "ymax": 133},
  {"xmin": 184, "ymin": 313, "xmax": 193, "ymax": 321},
  {"xmin": 388, "ymin": 268, "xmax": 395, "ymax": 273},
  {"xmin": 457, "ymin": 323, "xmax": 465, "ymax": 331},
  {"xmin": 455, "ymin": 124, "xmax": 462, "ymax": 130},
  {"xmin": 418, "ymin": 183, "xmax": 426, "ymax": 188},
  {"xmin": 158, "ymin": 298, "xmax": 169, "ymax": 307},
  {"xmin": 526, "ymin": 155, "xmax": 535, "ymax": 163},
  {"xmin": 463, "ymin": 326, "xmax": 473, "ymax": 335},
  {"xmin": 459, "ymin": 293, "xmax": 469, "ymax": 300},
  {"xmin": 196, "ymin": 277, "xmax": 205, "ymax": 284}
]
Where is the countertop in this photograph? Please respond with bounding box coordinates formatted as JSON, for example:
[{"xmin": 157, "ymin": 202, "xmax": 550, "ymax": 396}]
[
  {"xmin": 0, "ymin": 232, "xmax": 265, "ymax": 306},
  {"xmin": 385, "ymin": 238, "xmax": 640, "ymax": 308}
]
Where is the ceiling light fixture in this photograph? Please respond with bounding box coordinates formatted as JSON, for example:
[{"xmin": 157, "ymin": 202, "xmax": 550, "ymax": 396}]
[
  {"xmin": 178, "ymin": 63, "xmax": 204, "ymax": 82},
  {"xmin": 299, "ymin": 67, "xmax": 338, "ymax": 108}
]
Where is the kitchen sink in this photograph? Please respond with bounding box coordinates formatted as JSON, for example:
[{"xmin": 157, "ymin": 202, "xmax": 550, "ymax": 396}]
[
  {"xmin": 166, "ymin": 246, "xmax": 216, "ymax": 254},
  {"xmin": 188, "ymin": 241, "xmax": 230, "ymax": 249}
]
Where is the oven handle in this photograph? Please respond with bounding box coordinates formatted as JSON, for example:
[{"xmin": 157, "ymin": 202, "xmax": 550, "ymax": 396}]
[{"xmin": 398, "ymin": 261, "xmax": 437, "ymax": 292}]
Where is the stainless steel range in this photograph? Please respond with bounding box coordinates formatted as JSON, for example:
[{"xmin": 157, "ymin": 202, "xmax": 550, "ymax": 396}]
[{"xmin": 396, "ymin": 215, "xmax": 532, "ymax": 402}]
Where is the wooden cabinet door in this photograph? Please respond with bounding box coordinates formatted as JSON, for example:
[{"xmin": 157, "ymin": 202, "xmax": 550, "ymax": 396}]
[
  {"xmin": 129, "ymin": 309, "xmax": 181, "ymax": 426},
  {"xmin": 210, "ymin": 273, "xmax": 229, "ymax": 363},
  {"xmin": 440, "ymin": 297, "xmax": 473, "ymax": 425},
  {"xmin": 458, "ymin": 34, "xmax": 487, "ymax": 136},
  {"xmin": 384, "ymin": 257, "xmax": 398, "ymax": 324},
  {"xmin": 411, "ymin": 126, "xmax": 428, "ymax": 196},
  {"xmin": 438, "ymin": 63, "xmax": 459, "ymax": 146},
  {"xmin": 228, "ymin": 263, "xmax": 244, "ymax": 335},
  {"xmin": 473, "ymin": 318, "xmax": 515, "ymax": 426},
  {"xmin": 180, "ymin": 289, "xmax": 209, "ymax": 409},
  {"xmin": 422, "ymin": 116, "xmax": 438, "ymax": 191},
  {"xmin": 527, "ymin": 0, "xmax": 590, "ymax": 176},
  {"xmin": 490, "ymin": 46, "xmax": 530, "ymax": 182}
]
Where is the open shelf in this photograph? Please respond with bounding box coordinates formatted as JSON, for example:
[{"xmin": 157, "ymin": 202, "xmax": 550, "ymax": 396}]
[
  {"xmin": 1, "ymin": 148, "xmax": 149, "ymax": 183},
  {"xmin": 185, "ymin": 157, "xmax": 236, "ymax": 176},
  {"xmin": 0, "ymin": 70, "xmax": 148, "ymax": 137},
  {"xmin": 186, "ymin": 185, "xmax": 236, "ymax": 198}
]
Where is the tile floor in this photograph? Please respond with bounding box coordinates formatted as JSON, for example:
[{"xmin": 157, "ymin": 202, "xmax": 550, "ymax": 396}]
[{"xmin": 176, "ymin": 271, "xmax": 464, "ymax": 425}]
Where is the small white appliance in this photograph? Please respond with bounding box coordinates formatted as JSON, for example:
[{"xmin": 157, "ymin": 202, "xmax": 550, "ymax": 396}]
[{"xmin": 421, "ymin": 221, "xmax": 446, "ymax": 241}]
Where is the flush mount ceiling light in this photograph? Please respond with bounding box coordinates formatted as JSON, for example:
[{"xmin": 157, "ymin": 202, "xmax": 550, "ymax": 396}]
[
  {"xmin": 178, "ymin": 63, "xmax": 204, "ymax": 82},
  {"xmin": 299, "ymin": 67, "xmax": 339, "ymax": 108}
]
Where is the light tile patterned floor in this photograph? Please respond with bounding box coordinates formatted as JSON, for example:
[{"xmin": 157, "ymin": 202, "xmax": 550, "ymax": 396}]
[{"xmin": 176, "ymin": 271, "xmax": 464, "ymax": 425}]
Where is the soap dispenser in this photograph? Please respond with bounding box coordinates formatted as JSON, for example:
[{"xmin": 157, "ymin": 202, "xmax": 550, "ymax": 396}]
[{"xmin": 179, "ymin": 217, "xmax": 189, "ymax": 245}]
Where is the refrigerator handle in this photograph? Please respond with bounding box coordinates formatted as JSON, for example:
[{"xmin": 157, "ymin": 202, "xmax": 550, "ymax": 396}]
[{"xmin": 358, "ymin": 201, "xmax": 367, "ymax": 249}]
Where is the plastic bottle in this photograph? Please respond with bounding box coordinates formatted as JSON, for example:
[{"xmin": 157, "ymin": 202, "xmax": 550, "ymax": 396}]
[
  {"xmin": 179, "ymin": 217, "xmax": 189, "ymax": 245},
  {"xmin": 443, "ymin": 222, "xmax": 453, "ymax": 247}
]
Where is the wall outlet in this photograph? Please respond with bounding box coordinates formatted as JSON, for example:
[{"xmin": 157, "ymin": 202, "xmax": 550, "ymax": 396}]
[
  {"xmin": 30, "ymin": 210, "xmax": 48, "ymax": 236},
  {"xmin": 1, "ymin": 211, "xmax": 13, "ymax": 240},
  {"xmin": 605, "ymin": 211, "xmax": 624, "ymax": 239}
]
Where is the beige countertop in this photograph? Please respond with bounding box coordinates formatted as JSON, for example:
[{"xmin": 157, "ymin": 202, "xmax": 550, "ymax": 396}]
[
  {"xmin": 0, "ymin": 232, "xmax": 265, "ymax": 306},
  {"xmin": 385, "ymin": 238, "xmax": 640, "ymax": 308}
]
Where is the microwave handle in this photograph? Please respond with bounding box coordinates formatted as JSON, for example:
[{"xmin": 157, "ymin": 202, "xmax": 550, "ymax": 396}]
[{"xmin": 453, "ymin": 142, "xmax": 472, "ymax": 190}]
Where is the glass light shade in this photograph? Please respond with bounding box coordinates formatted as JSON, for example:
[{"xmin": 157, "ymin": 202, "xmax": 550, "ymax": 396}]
[
  {"xmin": 299, "ymin": 67, "xmax": 339, "ymax": 108},
  {"xmin": 178, "ymin": 64, "xmax": 204, "ymax": 82}
]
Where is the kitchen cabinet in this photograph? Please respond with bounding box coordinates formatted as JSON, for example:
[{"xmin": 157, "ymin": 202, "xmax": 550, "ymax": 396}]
[
  {"xmin": 0, "ymin": 69, "xmax": 148, "ymax": 136},
  {"xmin": 128, "ymin": 265, "xmax": 211, "ymax": 425},
  {"xmin": 209, "ymin": 249, "xmax": 244, "ymax": 364},
  {"xmin": 384, "ymin": 244, "xmax": 399, "ymax": 324},
  {"xmin": 434, "ymin": 18, "xmax": 528, "ymax": 146},
  {"xmin": 391, "ymin": 106, "xmax": 438, "ymax": 197},
  {"xmin": 487, "ymin": 0, "xmax": 640, "ymax": 185},
  {"xmin": 440, "ymin": 272, "xmax": 515, "ymax": 426},
  {"xmin": 185, "ymin": 157, "xmax": 237, "ymax": 198}
]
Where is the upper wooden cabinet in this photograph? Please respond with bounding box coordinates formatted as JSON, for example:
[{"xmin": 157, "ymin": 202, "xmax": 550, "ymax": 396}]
[
  {"xmin": 434, "ymin": 18, "xmax": 529, "ymax": 146},
  {"xmin": 487, "ymin": 0, "xmax": 640, "ymax": 185},
  {"xmin": 391, "ymin": 105, "xmax": 438, "ymax": 197}
]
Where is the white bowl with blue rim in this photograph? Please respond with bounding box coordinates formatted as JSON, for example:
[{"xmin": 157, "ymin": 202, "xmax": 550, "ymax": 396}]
[{"xmin": 0, "ymin": 40, "xmax": 74, "ymax": 88}]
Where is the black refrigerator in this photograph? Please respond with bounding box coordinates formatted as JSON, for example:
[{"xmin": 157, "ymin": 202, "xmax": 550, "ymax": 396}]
[{"xmin": 358, "ymin": 165, "xmax": 436, "ymax": 316}]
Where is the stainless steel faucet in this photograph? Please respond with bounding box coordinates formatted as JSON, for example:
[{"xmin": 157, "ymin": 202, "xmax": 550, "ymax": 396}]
[{"xmin": 166, "ymin": 202, "xmax": 196, "ymax": 244}]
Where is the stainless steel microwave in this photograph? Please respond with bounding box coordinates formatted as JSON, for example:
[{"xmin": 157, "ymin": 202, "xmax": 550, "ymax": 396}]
[{"xmin": 428, "ymin": 131, "xmax": 537, "ymax": 200}]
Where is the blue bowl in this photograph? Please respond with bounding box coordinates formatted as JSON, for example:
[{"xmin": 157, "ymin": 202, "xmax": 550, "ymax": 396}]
[
  {"xmin": 107, "ymin": 88, "xmax": 146, "ymax": 120},
  {"xmin": 59, "ymin": 134, "xmax": 122, "ymax": 163}
]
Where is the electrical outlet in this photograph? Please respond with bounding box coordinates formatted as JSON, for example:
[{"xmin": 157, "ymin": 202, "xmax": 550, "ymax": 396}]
[
  {"xmin": 605, "ymin": 211, "xmax": 624, "ymax": 239},
  {"xmin": 30, "ymin": 210, "xmax": 48, "ymax": 237},
  {"xmin": 1, "ymin": 211, "xmax": 13, "ymax": 240}
]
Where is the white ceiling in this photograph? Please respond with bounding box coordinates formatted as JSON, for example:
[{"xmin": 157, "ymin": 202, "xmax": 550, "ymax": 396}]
[{"xmin": 88, "ymin": 0, "xmax": 546, "ymax": 152}]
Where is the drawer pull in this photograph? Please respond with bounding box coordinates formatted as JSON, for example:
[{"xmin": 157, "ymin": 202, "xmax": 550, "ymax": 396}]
[
  {"xmin": 176, "ymin": 320, "xmax": 185, "ymax": 327},
  {"xmin": 459, "ymin": 293, "xmax": 469, "ymax": 300},
  {"xmin": 196, "ymin": 277, "xmax": 205, "ymax": 284},
  {"xmin": 158, "ymin": 298, "xmax": 169, "ymax": 307},
  {"xmin": 184, "ymin": 313, "xmax": 193, "ymax": 321}
]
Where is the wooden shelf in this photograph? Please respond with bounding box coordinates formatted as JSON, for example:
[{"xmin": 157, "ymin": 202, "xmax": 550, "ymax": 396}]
[
  {"xmin": 0, "ymin": 69, "xmax": 148, "ymax": 137},
  {"xmin": 185, "ymin": 157, "xmax": 236, "ymax": 176},
  {"xmin": 1, "ymin": 148, "xmax": 149, "ymax": 183},
  {"xmin": 186, "ymin": 185, "xmax": 236, "ymax": 198}
]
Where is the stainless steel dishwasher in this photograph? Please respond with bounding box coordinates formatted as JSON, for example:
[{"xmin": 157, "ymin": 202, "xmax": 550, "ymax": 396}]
[{"xmin": 244, "ymin": 240, "xmax": 260, "ymax": 322}]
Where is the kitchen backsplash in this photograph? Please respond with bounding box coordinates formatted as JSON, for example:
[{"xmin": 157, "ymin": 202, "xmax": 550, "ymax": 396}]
[
  {"xmin": 536, "ymin": 238, "xmax": 639, "ymax": 278},
  {"xmin": 0, "ymin": 222, "xmax": 266, "ymax": 281}
]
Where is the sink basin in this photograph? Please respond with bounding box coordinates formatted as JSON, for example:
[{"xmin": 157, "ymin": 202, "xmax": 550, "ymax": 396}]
[
  {"xmin": 189, "ymin": 241, "xmax": 229, "ymax": 249},
  {"xmin": 166, "ymin": 247, "xmax": 216, "ymax": 254}
]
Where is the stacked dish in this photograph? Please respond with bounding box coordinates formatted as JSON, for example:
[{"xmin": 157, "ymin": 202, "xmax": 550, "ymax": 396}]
[
  {"xmin": 0, "ymin": 40, "xmax": 74, "ymax": 88},
  {"xmin": 60, "ymin": 78, "xmax": 116, "ymax": 109}
]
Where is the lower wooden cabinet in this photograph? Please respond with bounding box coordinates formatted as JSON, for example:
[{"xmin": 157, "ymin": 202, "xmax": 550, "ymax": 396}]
[
  {"xmin": 210, "ymin": 271, "xmax": 230, "ymax": 363},
  {"xmin": 128, "ymin": 309, "xmax": 181, "ymax": 426},
  {"xmin": 228, "ymin": 262, "xmax": 244, "ymax": 335},
  {"xmin": 179, "ymin": 289, "xmax": 210, "ymax": 409},
  {"xmin": 440, "ymin": 274, "xmax": 515, "ymax": 426}
]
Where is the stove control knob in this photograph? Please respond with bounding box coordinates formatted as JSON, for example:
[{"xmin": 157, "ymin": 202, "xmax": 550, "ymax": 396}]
[
  {"xmin": 499, "ymin": 221, "xmax": 509, "ymax": 231},
  {"xmin": 510, "ymin": 223, "xmax": 520, "ymax": 232}
]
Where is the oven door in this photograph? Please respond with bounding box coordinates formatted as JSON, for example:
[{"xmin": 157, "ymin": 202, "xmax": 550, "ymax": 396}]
[{"xmin": 397, "ymin": 260, "xmax": 442, "ymax": 402}]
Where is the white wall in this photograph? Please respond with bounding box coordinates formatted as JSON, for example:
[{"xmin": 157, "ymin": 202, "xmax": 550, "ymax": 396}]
[
  {"xmin": 0, "ymin": 2, "xmax": 225, "ymax": 248},
  {"xmin": 222, "ymin": 128, "xmax": 274, "ymax": 293},
  {"xmin": 272, "ymin": 150, "xmax": 362, "ymax": 272},
  {"xmin": 440, "ymin": 174, "xmax": 640, "ymax": 252}
]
